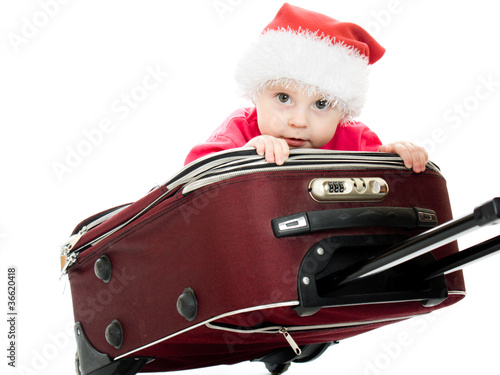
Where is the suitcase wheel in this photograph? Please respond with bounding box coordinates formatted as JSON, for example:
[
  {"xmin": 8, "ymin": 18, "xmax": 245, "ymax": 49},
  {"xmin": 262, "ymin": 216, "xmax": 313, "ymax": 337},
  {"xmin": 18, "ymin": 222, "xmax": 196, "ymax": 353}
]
[
  {"xmin": 265, "ymin": 362, "xmax": 291, "ymax": 375},
  {"xmin": 257, "ymin": 342, "xmax": 336, "ymax": 374}
]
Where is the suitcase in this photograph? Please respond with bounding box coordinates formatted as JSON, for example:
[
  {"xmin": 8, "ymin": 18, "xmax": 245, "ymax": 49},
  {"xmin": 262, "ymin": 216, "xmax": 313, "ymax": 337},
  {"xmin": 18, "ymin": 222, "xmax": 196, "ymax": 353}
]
[{"xmin": 60, "ymin": 149, "xmax": 500, "ymax": 375}]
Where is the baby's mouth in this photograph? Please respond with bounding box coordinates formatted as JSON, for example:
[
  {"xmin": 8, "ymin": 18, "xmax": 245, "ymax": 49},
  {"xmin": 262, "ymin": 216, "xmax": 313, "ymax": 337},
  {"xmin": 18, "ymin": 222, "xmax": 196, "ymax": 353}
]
[{"xmin": 284, "ymin": 138, "xmax": 307, "ymax": 148}]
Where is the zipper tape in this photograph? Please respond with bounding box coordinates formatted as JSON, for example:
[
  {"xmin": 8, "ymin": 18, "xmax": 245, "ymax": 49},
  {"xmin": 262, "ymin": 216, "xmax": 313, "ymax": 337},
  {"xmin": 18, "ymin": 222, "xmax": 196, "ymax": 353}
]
[{"xmin": 182, "ymin": 163, "xmax": 408, "ymax": 195}]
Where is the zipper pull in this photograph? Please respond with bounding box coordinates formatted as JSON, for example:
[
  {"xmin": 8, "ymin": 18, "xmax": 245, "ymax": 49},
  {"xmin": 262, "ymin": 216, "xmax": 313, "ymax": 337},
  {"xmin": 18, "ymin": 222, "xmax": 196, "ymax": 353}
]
[
  {"xmin": 60, "ymin": 226, "xmax": 88, "ymax": 256},
  {"xmin": 60, "ymin": 252, "xmax": 77, "ymax": 279},
  {"xmin": 59, "ymin": 226, "xmax": 88, "ymax": 279},
  {"xmin": 279, "ymin": 328, "xmax": 302, "ymax": 356}
]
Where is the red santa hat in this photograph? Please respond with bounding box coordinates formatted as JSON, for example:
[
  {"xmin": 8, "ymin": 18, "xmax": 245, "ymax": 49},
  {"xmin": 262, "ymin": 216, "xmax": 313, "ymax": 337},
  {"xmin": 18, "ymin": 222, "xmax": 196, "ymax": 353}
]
[{"xmin": 235, "ymin": 3, "xmax": 385, "ymax": 122}]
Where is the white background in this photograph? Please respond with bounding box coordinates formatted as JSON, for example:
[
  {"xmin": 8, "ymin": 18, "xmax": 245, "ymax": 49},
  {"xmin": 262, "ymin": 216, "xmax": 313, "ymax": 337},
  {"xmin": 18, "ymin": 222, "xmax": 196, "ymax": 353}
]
[{"xmin": 0, "ymin": 0, "xmax": 499, "ymax": 374}]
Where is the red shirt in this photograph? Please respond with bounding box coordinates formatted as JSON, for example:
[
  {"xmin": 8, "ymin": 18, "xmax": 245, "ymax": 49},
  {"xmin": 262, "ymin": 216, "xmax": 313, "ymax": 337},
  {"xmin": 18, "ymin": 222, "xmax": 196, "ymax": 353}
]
[{"xmin": 185, "ymin": 107, "xmax": 382, "ymax": 165}]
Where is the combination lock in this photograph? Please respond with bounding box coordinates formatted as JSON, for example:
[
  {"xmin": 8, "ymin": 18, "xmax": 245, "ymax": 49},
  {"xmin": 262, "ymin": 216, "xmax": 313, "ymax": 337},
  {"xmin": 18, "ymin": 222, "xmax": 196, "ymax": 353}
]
[{"xmin": 308, "ymin": 177, "xmax": 388, "ymax": 202}]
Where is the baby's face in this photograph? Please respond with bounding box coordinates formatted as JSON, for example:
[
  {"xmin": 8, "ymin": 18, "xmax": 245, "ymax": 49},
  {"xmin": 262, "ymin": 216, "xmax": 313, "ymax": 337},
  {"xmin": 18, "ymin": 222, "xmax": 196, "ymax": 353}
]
[{"xmin": 254, "ymin": 83, "xmax": 342, "ymax": 149}]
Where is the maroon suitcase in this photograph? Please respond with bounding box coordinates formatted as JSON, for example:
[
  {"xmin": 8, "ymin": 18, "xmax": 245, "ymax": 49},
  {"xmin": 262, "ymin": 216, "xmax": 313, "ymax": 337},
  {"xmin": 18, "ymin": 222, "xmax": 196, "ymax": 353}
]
[{"xmin": 60, "ymin": 149, "xmax": 499, "ymax": 375}]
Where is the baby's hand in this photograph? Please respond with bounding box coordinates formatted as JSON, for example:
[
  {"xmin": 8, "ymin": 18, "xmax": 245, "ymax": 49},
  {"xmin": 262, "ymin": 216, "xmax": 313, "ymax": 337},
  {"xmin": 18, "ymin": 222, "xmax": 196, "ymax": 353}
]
[
  {"xmin": 378, "ymin": 142, "xmax": 428, "ymax": 173},
  {"xmin": 246, "ymin": 135, "xmax": 290, "ymax": 165}
]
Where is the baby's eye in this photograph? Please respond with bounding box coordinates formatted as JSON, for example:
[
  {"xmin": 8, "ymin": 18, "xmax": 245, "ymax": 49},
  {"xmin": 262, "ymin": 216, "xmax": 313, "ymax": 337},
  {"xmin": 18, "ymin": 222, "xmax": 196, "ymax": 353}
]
[
  {"xmin": 314, "ymin": 100, "xmax": 328, "ymax": 110},
  {"xmin": 277, "ymin": 93, "xmax": 290, "ymax": 103}
]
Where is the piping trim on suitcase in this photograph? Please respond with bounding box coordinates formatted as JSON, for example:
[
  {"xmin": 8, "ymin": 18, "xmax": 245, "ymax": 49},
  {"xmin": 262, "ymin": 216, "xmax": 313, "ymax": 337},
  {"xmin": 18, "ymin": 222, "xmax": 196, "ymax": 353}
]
[
  {"xmin": 114, "ymin": 300, "xmax": 300, "ymax": 360},
  {"xmin": 114, "ymin": 289, "xmax": 466, "ymax": 361},
  {"xmin": 448, "ymin": 291, "xmax": 467, "ymax": 296}
]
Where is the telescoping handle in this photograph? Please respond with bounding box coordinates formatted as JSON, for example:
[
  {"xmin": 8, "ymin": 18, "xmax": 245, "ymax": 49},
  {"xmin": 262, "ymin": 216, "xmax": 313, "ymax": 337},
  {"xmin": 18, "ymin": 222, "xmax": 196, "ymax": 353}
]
[
  {"xmin": 271, "ymin": 207, "xmax": 438, "ymax": 238},
  {"xmin": 421, "ymin": 234, "xmax": 500, "ymax": 281},
  {"xmin": 335, "ymin": 197, "xmax": 500, "ymax": 286}
]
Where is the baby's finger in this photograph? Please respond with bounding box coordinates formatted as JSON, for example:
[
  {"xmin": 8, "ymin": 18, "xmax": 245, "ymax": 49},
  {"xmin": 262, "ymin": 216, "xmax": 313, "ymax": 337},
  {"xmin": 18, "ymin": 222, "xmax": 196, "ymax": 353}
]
[
  {"xmin": 406, "ymin": 142, "xmax": 421, "ymax": 171},
  {"xmin": 274, "ymin": 139, "xmax": 290, "ymax": 165},
  {"xmin": 261, "ymin": 137, "xmax": 277, "ymax": 164},
  {"xmin": 246, "ymin": 137, "xmax": 266, "ymax": 157},
  {"xmin": 378, "ymin": 144, "xmax": 393, "ymax": 153},
  {"xmin": 405, "ymin": 142, "xmax": 425, "ymax": 173},
  {"xmin": 392, "ymin": 143, "xmax": 413, "ymax": 169},
  {"xmin": 414, "ymin": 147, "xmax": 429, "ymax": 173}
]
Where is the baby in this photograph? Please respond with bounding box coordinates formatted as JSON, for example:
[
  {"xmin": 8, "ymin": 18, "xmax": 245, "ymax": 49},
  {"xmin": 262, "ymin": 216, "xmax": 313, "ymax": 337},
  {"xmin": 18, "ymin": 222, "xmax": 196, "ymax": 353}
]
[{"xmin": 185, "ymin": 3, "xmax": 428, "ymax": 173}]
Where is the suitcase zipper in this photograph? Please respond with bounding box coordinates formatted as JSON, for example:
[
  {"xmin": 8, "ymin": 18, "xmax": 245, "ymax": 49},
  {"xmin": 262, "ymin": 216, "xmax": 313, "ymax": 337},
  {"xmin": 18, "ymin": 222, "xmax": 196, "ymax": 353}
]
[
  {"xmin": 182, "ymin": 164, "xmax": 399, "ymax": 195},
  {"xmin": 60, "ymin": 252, "xmax": 78, "ymax": 277},
  {"xmin": 60, "ymin": 227, "xmax": 89, "ymax": 277},
  {"xmin": 181, "ymin": 161, "xmax": 440, "ymax": 195},
  {"xmin": 60, "ymin": 207, "xmax": 124, "ymax": 277},
  {"xmin": 59, "ymin": 205, "xmax": 130, "ymax": 257},
  {"xmin": 60, "ymin": 226, "xmax": 89, "ymax": 256},
  {"xmin": 167, "ymin": 149, "xmax": 440, "ymax": 194},
  {"xmin": 205, "ymin": 323, "xmax": 302, "ymax": 354},
  {"xmin": 205, "ymin": 315, "xmax": 412, "ymax": 355}
]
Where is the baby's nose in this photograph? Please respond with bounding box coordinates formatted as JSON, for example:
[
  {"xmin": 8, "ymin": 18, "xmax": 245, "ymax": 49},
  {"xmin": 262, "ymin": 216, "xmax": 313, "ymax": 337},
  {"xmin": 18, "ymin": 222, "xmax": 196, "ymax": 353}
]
[{"xmin": 288, "ymin": 108, "xmax": 308, "ymax": 128}]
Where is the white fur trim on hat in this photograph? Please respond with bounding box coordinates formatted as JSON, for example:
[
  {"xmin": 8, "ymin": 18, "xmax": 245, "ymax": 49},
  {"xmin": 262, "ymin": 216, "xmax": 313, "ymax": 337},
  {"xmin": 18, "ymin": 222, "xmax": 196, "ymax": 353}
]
[{"xmin": 235, "ymin": 28, "xmax": 371, "ymax": 121}]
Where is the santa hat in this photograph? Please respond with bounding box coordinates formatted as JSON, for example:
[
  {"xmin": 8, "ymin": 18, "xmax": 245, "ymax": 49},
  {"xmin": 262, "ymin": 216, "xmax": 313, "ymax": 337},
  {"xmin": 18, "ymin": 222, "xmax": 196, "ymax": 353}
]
[{"xmin": 235, "ymin": 3, "xmax": 385, "ymax": 122}]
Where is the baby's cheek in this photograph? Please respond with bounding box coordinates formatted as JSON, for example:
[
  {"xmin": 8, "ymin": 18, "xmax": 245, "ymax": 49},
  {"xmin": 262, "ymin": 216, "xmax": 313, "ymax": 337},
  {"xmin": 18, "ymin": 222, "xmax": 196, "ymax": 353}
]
[
  {"xmin": 313, "ymin": 131, "xmax": 337, "ymax": 148},
  {"xmin": 258, "ymin": 121, "xmax": 279, "ymax": 138}
]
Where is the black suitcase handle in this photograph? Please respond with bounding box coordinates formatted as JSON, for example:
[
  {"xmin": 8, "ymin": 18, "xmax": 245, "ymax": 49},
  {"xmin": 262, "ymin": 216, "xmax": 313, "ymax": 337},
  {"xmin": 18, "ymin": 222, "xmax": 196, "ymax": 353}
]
[{"xmin": 272, "ymin": 207, "xmax": 437, "ymax": 238}]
